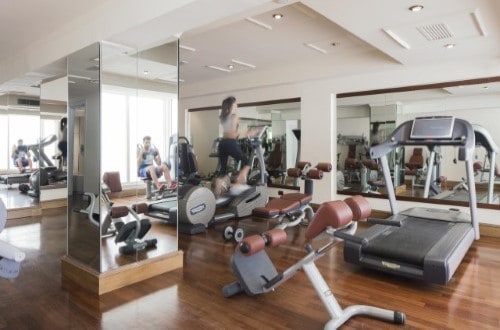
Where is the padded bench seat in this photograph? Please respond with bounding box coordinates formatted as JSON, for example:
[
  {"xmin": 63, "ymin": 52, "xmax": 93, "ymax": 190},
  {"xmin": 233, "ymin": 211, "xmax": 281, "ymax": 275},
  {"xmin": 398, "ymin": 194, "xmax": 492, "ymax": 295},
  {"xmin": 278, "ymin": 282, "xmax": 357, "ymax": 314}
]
[
  {"xmin": 253, "ymin": 198, "xmax": 301, "ymax": 217},
  {"xmin": 253, "ymin": 193, "xmax": 312, "ymax": 218},
  {"xmin": 281, "ymin": 193, "xmax": 312, "ymax": 205}
]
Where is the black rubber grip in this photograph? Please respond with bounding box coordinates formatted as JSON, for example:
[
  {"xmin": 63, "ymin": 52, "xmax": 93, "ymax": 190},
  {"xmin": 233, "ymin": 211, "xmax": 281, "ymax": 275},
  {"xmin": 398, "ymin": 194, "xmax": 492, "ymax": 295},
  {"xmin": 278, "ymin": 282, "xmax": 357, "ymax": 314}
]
[
  {"xmin": 263, "ymin": 273, "xmax": 284, "ymax": 289},
  {"xmin": 334, "ymin": 230, "xmax": 368, "ymax": 246},
  {"xmin": 367, "ymin": 218, "xmax": 402, "ymax": 227}
]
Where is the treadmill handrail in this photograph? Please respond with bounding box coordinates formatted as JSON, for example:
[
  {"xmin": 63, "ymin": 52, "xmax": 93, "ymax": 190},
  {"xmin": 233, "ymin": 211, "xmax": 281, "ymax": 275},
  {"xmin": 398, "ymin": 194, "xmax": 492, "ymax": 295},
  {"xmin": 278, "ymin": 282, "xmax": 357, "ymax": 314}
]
[
  {"xmin": 472, "ymin": 124, "xmax": 498, "ymax": 203},
  {"xmin": 370, "ymin": 118, "xmax": 475, "ymax": 160},
  {"xmin": 370, "ymin": 117, "xmax": 479, "ymax": 240}
]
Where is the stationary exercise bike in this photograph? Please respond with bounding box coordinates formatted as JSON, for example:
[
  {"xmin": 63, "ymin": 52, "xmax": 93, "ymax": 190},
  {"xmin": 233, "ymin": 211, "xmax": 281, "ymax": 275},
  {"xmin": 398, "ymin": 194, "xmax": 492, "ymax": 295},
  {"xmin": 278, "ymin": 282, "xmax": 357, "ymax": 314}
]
[{"xmin": 223, "ymin": 196, "xmax": 405, "ymax": 329}]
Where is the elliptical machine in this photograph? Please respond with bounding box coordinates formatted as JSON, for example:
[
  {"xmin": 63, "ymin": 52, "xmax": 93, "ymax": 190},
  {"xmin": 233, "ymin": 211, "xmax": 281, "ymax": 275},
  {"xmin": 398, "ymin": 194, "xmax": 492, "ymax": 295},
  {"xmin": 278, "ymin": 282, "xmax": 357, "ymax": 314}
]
[{"xmin": 146, "ymin": 126, "xmax": 270, "ymax": 236}]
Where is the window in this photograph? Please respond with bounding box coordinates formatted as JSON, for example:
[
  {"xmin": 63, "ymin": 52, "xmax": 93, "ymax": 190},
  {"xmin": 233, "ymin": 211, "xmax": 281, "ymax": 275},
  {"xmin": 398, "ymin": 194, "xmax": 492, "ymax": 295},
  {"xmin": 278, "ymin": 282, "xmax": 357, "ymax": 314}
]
[
  {"xmin": 101, "ymin": 86, "xmax": 177, "ymax": 183},
  {"xmin": 7, "ymin": 114, "xmax": 40, "ymax": 170}
]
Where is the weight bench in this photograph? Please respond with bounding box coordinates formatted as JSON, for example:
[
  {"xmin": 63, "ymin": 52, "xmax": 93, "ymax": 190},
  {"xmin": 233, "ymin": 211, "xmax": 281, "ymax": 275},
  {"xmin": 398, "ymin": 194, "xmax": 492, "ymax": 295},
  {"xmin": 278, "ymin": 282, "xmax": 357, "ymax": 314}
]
[
  {"xmin": 252, "ymin": 162, "xmax": 331, "ymax": 230},
  {"xmin": 223, "ymin": 196, "xmax": 405, "ymax": 328},
  {"xmin": 102, "ymin": 172, "xmax": 157, "ymax": 254}
]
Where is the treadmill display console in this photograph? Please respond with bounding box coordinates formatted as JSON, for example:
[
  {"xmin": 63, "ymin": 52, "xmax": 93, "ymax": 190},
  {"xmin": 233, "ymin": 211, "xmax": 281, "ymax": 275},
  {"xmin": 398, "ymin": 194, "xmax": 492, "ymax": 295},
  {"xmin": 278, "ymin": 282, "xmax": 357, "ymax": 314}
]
[{"xmin": 410, "ymin": 116, "xmax": 455, "ymax": 140}]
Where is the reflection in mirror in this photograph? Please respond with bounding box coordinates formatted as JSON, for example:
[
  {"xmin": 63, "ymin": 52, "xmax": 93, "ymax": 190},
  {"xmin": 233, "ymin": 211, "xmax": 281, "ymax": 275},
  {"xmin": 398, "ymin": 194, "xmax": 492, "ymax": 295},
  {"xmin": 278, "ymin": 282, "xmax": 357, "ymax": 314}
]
[
  {"xmin": 100, "ymin": 39, "xmax": 178, "ymax": 271},
  {"xmin": 39, "ymin": 58, "xmax": 69, "ymax": 200},
  {"xmin": 188, "ymin": 99, "xmax": 300, "ymax": 188},
  {"xmin": 0, "ymin": 75, "xmax": 40, "ymax": 212},
  {"xmin": 337, "ymin": 80, "xmax": 500, "ymax": 208},
  {"xmin": 67, "ymin": 42, "xmax": 101, "ymax": 271}
]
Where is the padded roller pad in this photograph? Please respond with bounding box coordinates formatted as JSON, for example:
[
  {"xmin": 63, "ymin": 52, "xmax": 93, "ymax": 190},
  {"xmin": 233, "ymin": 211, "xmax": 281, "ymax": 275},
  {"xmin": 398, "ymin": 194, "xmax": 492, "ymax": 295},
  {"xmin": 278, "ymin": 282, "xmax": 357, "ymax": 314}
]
[
  {"xmin": 296, "ymin": 161, "xmax": 311, "ymax": 169},
  {"xmin": 306, "ymin": 169, "xmax": 323, "ymax": 179},
  {"xmin": 102, "ymin": 171, "xmax": 122, "ymax": 193},
  {"xmin": 344, "ymin": 195, "xmax": 371, "ymax": 221},
  {"xmin": 316, "ymin": 162, "xmax": 332, "ymax": 172},
  {"xmin": 263, "ymin": 229, "xmax": 287, "ymax": 247},
  {"xmin": 281, "ymin": 193, "xmax": 312, "ymax": 205},
  {"xmin": 110, "ymin": 206, "xmax": 129, "ymax": 218},
  {"xmin": 473, "ymin": 161, "xmax": 483, "ymax": 171},
  {"xmin": 287, "ymin": 168, "xmax": 302, "ymax": 178},
  {"xmin": 305, "ymin": 200, "xmax": 352, "ymax": 240},
  {"xmin": 133, "ymin": 203, "xmax": 149, "ymax": 214},
  {"xmin": 239, "ymin": 235, "xmax": 265, "ymax": 256}
]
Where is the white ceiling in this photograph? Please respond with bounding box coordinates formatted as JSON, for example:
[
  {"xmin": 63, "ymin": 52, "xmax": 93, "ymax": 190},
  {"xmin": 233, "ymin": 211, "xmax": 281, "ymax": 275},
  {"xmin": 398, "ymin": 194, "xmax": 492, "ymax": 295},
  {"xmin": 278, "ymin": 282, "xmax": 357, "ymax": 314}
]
[
  {"xmin": 1, "ymin": 0, "xmax": 499, "ymax": 96},
  {"xmin": 178, "ymin": 0, "xmax": 500, "ymax": 85}
]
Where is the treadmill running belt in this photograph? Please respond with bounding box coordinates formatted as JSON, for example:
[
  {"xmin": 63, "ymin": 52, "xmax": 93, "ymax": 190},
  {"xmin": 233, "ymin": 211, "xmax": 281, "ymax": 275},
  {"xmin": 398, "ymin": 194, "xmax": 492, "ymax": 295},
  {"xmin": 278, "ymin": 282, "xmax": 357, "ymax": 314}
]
[
  {"xmin": 362, "ymin": 218, "xmax": 453, "ymax": 266},
  {"xmin": 445, "ymin": 191, "xmax": 487, "ymax": 202}
]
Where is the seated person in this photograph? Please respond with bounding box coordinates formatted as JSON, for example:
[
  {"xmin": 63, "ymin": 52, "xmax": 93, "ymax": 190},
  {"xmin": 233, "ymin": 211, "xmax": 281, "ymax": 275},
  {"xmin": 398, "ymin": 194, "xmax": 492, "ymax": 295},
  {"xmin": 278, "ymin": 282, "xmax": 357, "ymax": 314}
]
[
  {"xmin": 137, "ymin": 135, "xmax": 176, "ymax": 190},
  {"xmin": 11, "ymin": 139, "xmax": 33, "ymax": 173}
]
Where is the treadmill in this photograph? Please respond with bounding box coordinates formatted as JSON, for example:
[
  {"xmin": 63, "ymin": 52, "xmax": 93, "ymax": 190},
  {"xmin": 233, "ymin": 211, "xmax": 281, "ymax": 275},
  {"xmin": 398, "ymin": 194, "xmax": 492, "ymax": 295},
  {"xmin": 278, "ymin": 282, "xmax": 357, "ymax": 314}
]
[
  {"xmin": 432, "ymin": 124, "xmax": 499, "ymax": 204},
  {"xmin": 343, "ymin": 116, "xmax": 479, "ymax": 285}
]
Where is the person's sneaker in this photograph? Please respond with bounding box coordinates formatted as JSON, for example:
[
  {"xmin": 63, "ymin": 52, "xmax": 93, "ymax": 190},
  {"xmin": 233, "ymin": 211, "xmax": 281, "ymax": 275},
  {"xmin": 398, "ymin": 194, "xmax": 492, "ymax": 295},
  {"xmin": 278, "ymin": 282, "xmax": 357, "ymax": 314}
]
[
  {"xmin": 229, "ymin": 183, "xmax": 251, "ymax": 196},
  {"xmin": 157, "ymin": 183, "xmax": 166, "ymax": 191},
  {"xmin": 214, "ymin": 176, "xmax": 230, "ymax": 198}
]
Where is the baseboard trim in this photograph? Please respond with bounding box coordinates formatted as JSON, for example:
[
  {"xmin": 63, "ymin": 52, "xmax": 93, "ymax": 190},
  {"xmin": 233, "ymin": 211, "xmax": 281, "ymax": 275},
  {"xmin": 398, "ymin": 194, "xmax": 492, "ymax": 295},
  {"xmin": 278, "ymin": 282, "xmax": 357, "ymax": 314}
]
[{"xmin": 61, "ymin": 250, "xmax": 184, "ymax": 295}]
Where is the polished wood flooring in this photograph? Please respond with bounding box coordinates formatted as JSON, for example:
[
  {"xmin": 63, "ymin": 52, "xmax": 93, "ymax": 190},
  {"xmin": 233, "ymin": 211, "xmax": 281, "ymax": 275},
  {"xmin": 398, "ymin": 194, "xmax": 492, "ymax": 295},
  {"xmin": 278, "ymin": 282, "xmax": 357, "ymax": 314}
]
[
  {"xmin": 0, "ymin": 183, "xmax": 38, "ymax": 209},
  {"xmin": 1, "ymin": 207, "xmax": 500, "ymax": 329}
]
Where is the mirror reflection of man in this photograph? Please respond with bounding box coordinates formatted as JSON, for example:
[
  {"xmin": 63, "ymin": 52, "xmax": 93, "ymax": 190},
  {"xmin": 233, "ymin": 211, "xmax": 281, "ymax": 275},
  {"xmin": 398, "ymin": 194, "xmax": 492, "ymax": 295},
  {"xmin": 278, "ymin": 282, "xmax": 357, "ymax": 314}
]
[
  {"xmin": 11, "ymin": 139, "xmax": 33, "ymax": 173},
  {"xmin": 137, "ymin": 136, "xmax": 176, "ymax": 191}
]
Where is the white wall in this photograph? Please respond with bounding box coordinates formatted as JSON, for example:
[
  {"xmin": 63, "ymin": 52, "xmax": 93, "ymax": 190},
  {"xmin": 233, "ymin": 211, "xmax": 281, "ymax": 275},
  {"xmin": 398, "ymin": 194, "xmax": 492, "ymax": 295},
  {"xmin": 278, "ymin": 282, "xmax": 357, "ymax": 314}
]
[
  {"xmin": 179, "ymin": 63, "xmax": 500, "ymax": 225},
  {"xmin": 188, "ymin": 110, "xmax": 219, "ymax": 175}
]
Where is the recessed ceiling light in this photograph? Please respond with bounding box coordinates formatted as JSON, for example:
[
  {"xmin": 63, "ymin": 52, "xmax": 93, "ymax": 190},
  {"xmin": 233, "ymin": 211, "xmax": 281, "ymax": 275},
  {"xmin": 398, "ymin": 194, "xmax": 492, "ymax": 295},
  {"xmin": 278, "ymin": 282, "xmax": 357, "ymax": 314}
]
[
  {"xmin": 483, "ymin": 86, "xmax": 489, "ymax": 89},
  {"xmin": 227, "ymin": 65, "xmax": 234, "ymax": 70},
  {"xmin": 409, "ymin": 5, "xmax": 424, "ymax": 12},
  {"xmin": 273, "ymin": 13, "xmax": 283, "ymax": 20},
  {"xmin": 444, "ymin": 43, "xmax": 455, "ymax": 49},
  {"xmin": 143, "ymin": 70, "xmax": 149, "ymax": 75}
]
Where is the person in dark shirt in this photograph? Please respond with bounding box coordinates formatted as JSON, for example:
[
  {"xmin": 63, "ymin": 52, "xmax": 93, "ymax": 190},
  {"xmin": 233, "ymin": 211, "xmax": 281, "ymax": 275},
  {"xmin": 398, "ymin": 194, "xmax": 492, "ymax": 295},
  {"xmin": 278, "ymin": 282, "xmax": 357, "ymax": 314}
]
[{"xmin": 11, "ymin": 139, "xmax": 33, "ymax": 173}]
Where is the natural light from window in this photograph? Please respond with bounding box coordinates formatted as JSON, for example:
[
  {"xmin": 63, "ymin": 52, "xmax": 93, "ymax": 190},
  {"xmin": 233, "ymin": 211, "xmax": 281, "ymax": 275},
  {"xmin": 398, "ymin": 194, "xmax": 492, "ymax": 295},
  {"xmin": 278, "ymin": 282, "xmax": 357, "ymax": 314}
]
[{"xmin": 101, "ymin": 86, "xmax": 177, "ymax": 184}]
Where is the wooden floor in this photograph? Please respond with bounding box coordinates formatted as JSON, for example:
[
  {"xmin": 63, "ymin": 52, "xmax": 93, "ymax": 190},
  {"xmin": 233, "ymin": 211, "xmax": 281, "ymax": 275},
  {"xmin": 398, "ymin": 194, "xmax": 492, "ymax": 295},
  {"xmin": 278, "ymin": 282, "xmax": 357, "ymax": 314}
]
[{"xmin": 1, "ymin": 207, "xmax": 500, "ymax": 329}]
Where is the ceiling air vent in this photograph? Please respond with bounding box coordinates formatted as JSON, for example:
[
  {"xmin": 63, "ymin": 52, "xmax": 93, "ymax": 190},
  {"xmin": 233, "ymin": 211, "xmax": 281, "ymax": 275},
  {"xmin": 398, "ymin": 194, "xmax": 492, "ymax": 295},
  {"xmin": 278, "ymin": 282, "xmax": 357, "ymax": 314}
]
[
  {"xmin": 17, "ymin": 98, "xmax": 40, "ymax": 106},
  {"xmin": 417, "ymin": 23, "xmax": 454, "ymax": 41}
]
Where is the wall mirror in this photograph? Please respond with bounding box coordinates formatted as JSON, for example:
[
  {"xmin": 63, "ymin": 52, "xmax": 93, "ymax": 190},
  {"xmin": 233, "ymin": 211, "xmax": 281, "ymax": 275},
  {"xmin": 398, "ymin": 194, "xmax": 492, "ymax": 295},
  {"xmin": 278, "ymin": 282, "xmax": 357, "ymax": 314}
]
[
  {"xmin": 0, "ymin": 78, "xmax": 40, "ymax": 212},
  {"xmin": 337, "ymin": 77, "xmax": 500, "ymax": 210},
  {"xmin": 67, "ymin": 42, "xmax": 101, "ymax": 271},
  {"xmin": 188, "ymin": 98, "xmax": 300, "ymax": 188},
  {"xmin": 100, "ymin": 39, "xmax": 179, "ymax": 272},
  {"xmin": 0, "ymin": 59, "xmax": 67, "ymax": 216},
  {"xmin": 66, "ymin": 39, "xmax": 179, "ymax": 272}
]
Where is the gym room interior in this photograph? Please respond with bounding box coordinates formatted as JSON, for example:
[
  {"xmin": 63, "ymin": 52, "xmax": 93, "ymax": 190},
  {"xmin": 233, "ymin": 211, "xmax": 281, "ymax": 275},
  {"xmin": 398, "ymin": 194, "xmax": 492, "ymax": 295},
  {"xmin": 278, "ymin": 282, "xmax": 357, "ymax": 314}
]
[{"xmin": 0, "ymin": 0, "xmax": 499, "ymax": 328}]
